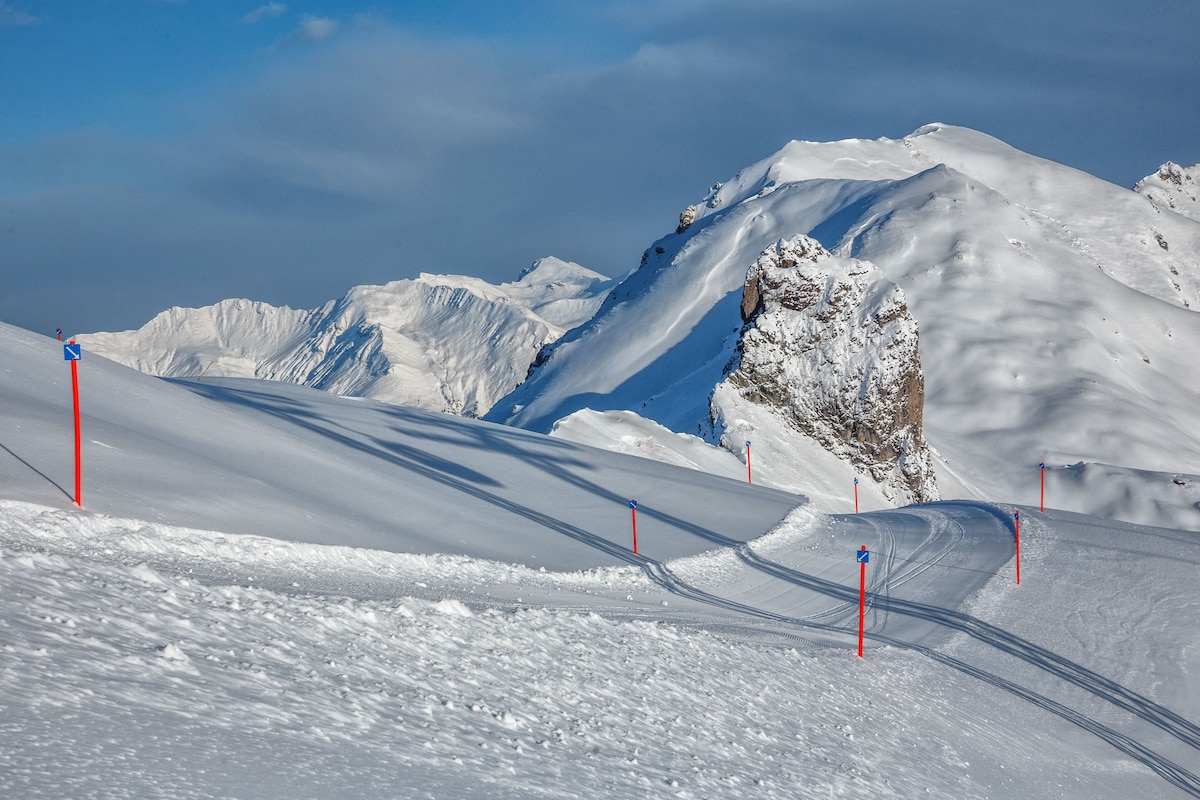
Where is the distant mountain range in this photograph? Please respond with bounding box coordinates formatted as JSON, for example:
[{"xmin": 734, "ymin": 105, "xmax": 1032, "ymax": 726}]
[
  {"xmin": 82, "ymin": 125, "xmax": 1200, "ymax": 529},
  {"xmin": 82, "ymin": 257, "xmax": 613, "ymax": 418}
]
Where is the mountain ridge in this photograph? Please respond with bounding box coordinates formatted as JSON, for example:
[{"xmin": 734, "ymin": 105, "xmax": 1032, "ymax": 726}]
[
  {"xmin": 79, "ymin": 124, "xmax": 1200, "ymax": 528},
  {"xmin": 81, "ymin": 257, "xmax": 613, "ymax": 417},
  {"xmin": 490, "ymin": 125, "xmax": 1200, "ymax": 527}
]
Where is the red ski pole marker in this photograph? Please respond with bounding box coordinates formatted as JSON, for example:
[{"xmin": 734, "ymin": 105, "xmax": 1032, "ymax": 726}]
[
  {"xmin": 64, "ymin": 341, "xmax": 83, "ymax": 507},
  {"xmin": 629, "ymin": 499, "xmax": 639, "ymax": 555},
  {"xmin": 856, "ymin": 546, "xmax": 869, "ymax": 657}
]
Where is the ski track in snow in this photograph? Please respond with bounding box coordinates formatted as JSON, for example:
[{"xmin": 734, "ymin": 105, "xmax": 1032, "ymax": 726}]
[{"xmin": 3, "ymin": 499, "xmax": 1199, "ymax": 798}]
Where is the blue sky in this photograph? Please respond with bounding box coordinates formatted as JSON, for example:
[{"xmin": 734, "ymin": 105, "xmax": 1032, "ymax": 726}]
[{"xmin": 2, "ymin": 1, "xmax": 1198, "ymax": 334}]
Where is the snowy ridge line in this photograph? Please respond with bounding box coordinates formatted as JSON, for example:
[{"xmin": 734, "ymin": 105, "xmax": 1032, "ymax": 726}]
[
  {"xmin": 80, "ymin": 258, "xmax": 616, "ymax": 418},
  {"xmin": 491, "ymin": 125, "xmax": 1200, "ymax": 530}
]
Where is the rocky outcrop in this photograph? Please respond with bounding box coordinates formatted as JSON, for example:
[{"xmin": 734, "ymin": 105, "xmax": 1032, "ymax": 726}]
[
  {"xmin": 1135, "ymin": 162, "xmax": 1200, "ymax": 222},
  {"xmin": 677, "ymin": 204, "xmax": 698, "ymax": 234},
  {"xmin": 723, "ymin": 235, "xmax": 938, "ymax": 502}
]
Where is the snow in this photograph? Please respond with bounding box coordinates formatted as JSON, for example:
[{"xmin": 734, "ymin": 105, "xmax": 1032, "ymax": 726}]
[
  {"xmin": 7, "ymin": 123, "xmax": 1200, "ymax": 796},
  {"xmin": 6, "ymin": 323, "xmax": 812, "ymax": 569},
  {"xmin": 73, "ymin": 127, "xmax": 1200, "ymax": 533},
  {"xmin": 1136, "ymin": 161, "xmax": 1200, "ymax": 222},
  {"xmin": 489, "ymin": 125, "xmax": 1200, "ymax": 531},
  {"xmin": 3, "ymin": 320, "xmax": 1200, "ymax": 798},
  {"xmin": 549, "ymin": 409, "xmax": 752, "ymax": 481},
  {"xmin": 80, "ymin": 257, "xmax": 614, "ymax": 418}
]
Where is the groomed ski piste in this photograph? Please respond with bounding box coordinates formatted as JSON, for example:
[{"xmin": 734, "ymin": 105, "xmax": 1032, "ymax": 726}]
[{"xmin": 3, "ymin": 322, "xmax": 1199, "ymax": 798}]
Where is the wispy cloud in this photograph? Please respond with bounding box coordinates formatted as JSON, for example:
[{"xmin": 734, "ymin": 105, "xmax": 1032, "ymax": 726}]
[
  {"xmin": 297, "ymin": 14, "xmax": 337, "ymax": 42},
  {"xmin": 0, "ymin": 1, "xmax": 41, "ymax": 27},
  {"xmin": 3, "ymin": 2, "xmax": 1199, "ymax": 336},
  {"xmin": 241, "ymin": 2, "xmax": 287, "ymax": 25}
]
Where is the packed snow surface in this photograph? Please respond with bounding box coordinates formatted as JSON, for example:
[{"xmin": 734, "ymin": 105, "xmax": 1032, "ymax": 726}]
[{"xmin": 3, "ymin": 322, "xmax": 1200, "ymax": 798}]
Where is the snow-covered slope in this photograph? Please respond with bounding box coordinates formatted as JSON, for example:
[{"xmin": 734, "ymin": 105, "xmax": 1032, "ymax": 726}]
[
  {"xmin": 490, "ymin": 125, "xmax": 1200, "ymax": 530},
  {"xmin": 3, "ymin": 322, "xmax": 1200, "ymax": 799},
  {"xmin": 0, "ymin": 322, "xmax": 795, "ymax": 568},
  {"xmin": 80, "ymin": 257, "xmax": 613, "ymax": 418}
]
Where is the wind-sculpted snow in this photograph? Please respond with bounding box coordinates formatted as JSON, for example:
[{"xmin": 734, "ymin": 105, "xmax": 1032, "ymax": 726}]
[
  {"xmin": 65, "ymin": 124, "xmax": 1200, "ymax": 529},
  {"xmin": 81, "ymin": 257, "xmax": 614, "ymax": 417}
]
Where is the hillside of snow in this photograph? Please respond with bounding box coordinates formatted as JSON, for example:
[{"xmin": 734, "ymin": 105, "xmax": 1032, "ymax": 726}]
[
  {"xmin": 0, "ymin": 323, "xmax": 795, "ymax": 566},
  {"xmin": 80, "ymin": 257, "xmax": 613, "ymax": 418},
  {"xmin": 3, "ymin": 322, "xmax": 1200, "ymax": 798},
  {"xmin": 489, "ymin": 124, "xmax": 1200, "ymax": 531}
]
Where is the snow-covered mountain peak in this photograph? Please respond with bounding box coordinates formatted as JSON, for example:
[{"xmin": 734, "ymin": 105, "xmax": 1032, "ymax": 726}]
[
  {"xmin": 493, "ymin": 124, "xmax": 1200, "ymax": 527},
  {"xmin": 70, "ymin": 122, "xmax": 1200, "ymax": 526},
  {"xmin": 1135, "ymin": 161, "xmax": 1200, "ymax": 221},
  {"xmin": 515, "ymin": 255, "xmax": 609, "ymax": 284},
  {"xmin": 499, "ymin": 256, "xmax": 615, "ymax": 329},
  {"xmin": 82, "ymin": 260, "xmax": 614, "ymax": 417}
]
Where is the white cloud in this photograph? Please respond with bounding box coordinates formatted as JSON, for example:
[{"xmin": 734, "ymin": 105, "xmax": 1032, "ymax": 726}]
[
  {"xmin": 5, "ymin": 4, "xmax": 1199, "ymax": 336},
  {"xmin": 297, "ymin": 14, "xmax": 337, "ymax": 42},
  {"xmin": 0, "ymin": 1, "xmax": 40, "ymax": 27},
  {"xmin": 241, "ymin": 2, "xmax": 287, "ymax": 25}
]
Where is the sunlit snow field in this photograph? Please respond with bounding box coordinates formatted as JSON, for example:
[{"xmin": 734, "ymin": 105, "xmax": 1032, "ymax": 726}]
[{"xmin": 3, "ymin": 322, "xmax": 1199, "ymax": 798}]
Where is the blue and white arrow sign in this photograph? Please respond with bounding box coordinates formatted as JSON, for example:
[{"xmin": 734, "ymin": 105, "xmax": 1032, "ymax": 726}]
[
  {"xmin": 856, "ymin": 548, "xmax": 869, "ymax": 564},
  {"xmin": 63, "ymin": 343, "xmax": 81, "ymax": 361}
]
